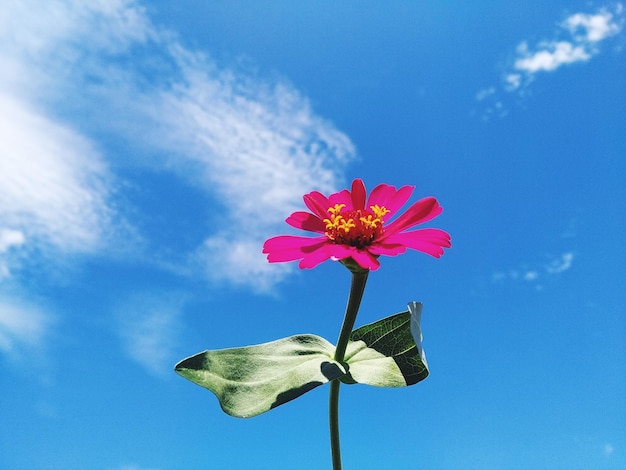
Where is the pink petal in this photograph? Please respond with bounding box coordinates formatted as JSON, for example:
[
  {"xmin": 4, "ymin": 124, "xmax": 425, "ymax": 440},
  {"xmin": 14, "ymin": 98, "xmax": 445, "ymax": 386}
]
[
  {"xmin": 325, "ymin": 244, "xmax": 355, "ymax": 260},
  {"xmin": 263, "ymin": 235, "xmax": 328, "ymax": 263},
  {"xmin": 328, "ymin": 189, "xmax": 353, "ymax": 210},
  {"xmin": 368, "ymin": 183, "xmax": 414, "ymax": 220},
  {"xmin": 299, "ymin": 243, "xmax": 356, "ymax": 268},
  {"xmin": 368, "ymin": 242, "xmax": 408, "ymax": 256},
  {"xmin": 384, "ymin": 228, "xmax": 451, "ymax": 258},
  {"xmin": 382, "ymin": 197, "xmax": 443, "ymax": 236},
  {"xmin": 303, "ymin": 191, "xmax": 332, "ymax": 219},
  {"xmin": 299, "ymin": 243, "xmax": 380, "ymax": 270},
  {"xmin": 324, "ymin": 244, "xmax": 380, "ymax": 270},
  {"xmin": 286, "ymin": 211, "xmax": 326, "ymax": 233},
  {"xmin": 298, "ymin": 247, "xmax": 335, "ymax": 269},
  {"xmin": 351, "ymin": 249, "xmax": 381, "ymax": 270},
  {"xmin": 350, "ymin": 179, "xmax": 366, "ymax": 210}
]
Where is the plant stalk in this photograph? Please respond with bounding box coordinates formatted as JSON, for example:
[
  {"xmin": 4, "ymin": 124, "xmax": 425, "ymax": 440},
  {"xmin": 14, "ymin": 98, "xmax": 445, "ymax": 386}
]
[{"xmin": 329, "ymin": 269, "xmax": 369, "ymax": 470}]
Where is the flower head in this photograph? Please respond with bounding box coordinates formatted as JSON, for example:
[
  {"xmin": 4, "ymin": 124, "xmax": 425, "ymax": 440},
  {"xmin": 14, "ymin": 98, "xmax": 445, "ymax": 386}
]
[{"xmin": 262, "ymin": 179, "xmax": 451, "ymax": 270}]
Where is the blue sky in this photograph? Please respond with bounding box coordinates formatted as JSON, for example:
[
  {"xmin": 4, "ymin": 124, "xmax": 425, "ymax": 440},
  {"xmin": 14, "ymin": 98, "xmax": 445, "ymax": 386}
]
[{"xmin": 1, "ymin": 1, "xmax": 625, "ymax": 469}]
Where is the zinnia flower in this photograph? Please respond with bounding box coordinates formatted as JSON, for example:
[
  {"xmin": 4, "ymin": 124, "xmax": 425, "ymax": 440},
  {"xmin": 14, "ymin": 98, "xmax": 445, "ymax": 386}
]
[{"xmin": 263, "ymin": 179, "xmax": 451, "ymax": 270}]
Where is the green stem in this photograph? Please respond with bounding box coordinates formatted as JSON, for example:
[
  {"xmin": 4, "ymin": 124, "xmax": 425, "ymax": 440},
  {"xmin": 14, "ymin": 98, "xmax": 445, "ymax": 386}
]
[
  {"xmin": 329, "ymin": 269, "xmax": 369, "ymax": 470},
  {"xmin": 328, "ymin": 380, "xmax": 342, "ymax": 470}
]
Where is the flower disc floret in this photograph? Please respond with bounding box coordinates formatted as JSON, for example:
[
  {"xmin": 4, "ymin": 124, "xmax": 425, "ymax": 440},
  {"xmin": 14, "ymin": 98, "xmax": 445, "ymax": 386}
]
[
  {"xmin": 262, "ymin": 178, "xmax": 451, "ymax": 270},
  {"xmin": 324, "ymin": 206, "xmax": 386, "ymax": 249}
]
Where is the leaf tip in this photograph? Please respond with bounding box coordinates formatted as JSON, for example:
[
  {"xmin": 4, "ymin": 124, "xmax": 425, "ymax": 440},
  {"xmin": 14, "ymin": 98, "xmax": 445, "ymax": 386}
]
[{"xmin": 174, "ymin": 352, "xmax": 206, "ymax": 373}]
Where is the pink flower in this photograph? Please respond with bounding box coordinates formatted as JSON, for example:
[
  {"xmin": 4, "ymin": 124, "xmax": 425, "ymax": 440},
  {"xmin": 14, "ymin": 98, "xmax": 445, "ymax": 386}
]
[{"xmin": 263, "ymin": 179, "xmax": 451, "ymax": 270}]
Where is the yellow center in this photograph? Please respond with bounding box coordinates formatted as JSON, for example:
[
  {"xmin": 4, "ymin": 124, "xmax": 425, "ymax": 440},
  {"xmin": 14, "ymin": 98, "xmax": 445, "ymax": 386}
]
[{"xmin": 323, "ymin": 204, "xmax": 390, "ymax": 247}]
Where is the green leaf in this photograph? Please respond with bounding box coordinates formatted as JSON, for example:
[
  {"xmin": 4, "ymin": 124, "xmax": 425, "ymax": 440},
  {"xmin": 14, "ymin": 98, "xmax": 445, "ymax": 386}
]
[
  {"xmin": 341, "ymin": 302, "xmax": 429, "ymax": 387},
  {"xmin": 175, "ymin": 334, "xmax": 347, "ymax": 418}
]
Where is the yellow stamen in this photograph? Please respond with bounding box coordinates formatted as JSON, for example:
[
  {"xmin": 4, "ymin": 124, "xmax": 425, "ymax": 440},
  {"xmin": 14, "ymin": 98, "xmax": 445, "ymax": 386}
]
[
  {"xmin": 327, "ymin": 204, "xmax": 345, "ymax": 215},
  {"xmin": 337, "ymin": 218, "xmax": 356, "ymax": 232},
  {"xmin": 359, "ymin": 214, "xmax": 380, "ymax": 229},
  {"xmin": 370, "ymin": 205, "xmax": 390, "ymax": 219},
  {"xmin": 324, "ymin": 215, "xmax": 337, "ymax": 230},
  {"xmin": 323, "ymin": 204, "xmax": 390, "ymax": 247}
]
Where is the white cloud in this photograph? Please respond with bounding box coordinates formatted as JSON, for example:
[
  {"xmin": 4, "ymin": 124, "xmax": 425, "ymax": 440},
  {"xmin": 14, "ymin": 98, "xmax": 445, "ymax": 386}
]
[
  {"xmin": 476, "ymin": 4, "xmax": 624, "ymax": 117},
  {"xmin": 0, "ymin": 87, "xmax": 114, "ymax": 359},
  {"xmin": 0, "ymin": 296, "xmax": 53, "ymax": 357},
  {"xmin": 198, "ymin": 237, "xmax": 293, "ymax": 293},
  {"xmin": 564, "ymin": 10, "xmax": 622, "ymax": 42},
  {"xmin": 523, "ymin": 270, "xmax": 539, "ymax": 281},
  {"xmin": 158, "ymin": 63, "xmax": 354, "ymax": 221},
  {"xmin": 0, "ymin": 0, "xmax": 355, "ymax": 291},
  {"xmin": 512, "ymin": 7, "xmax": 623, "ymax": 79},
  {"xmin": 514, "ymin": 41, "xmax": 591, "ymax": 74},
  {"xmin": 492, "ymin": 252, "xmax": 574, "ymax": 286},
  {"xmin": 154, "ymin": 50, "xmax": 354, "ymax": 290},
  {"xmin": 545, "ymin": 252, "xmax": 574, "ymax": 274},
  {"xmin": 504, "ymin": 74, "xmax": 522, "ymax": 91},
  {"xmin": 0, "ymin": 93, "xmax": 113, "ymax": 254},
  {"xmin": 0, "ymin": 229, "xmax": 25, "ymax": 253},
  {"xmin": 116, "ymin": 294, "xmax": 185, "ymax": 376},
  {"xmin": 475, "ymin": 87, "xmax": 496, "ymax": 101},
  {"xmin": 0, "ymin": 228, "xmax": 25, "ymax": 281}
]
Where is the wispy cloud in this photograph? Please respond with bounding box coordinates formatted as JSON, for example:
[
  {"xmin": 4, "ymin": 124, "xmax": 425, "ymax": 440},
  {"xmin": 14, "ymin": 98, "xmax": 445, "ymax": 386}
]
[
  {"xmin": 0, "ymin": 229, "xmax": 25, "ymax": 252},
  {"xmin": 506, "ymin": 6, "xmax": 622, "ymax": 91},
  {"xmin": 491, "ymin": 251, "xmax": 575, "ymax": 288},
  {"xmin": 0, "ymin": 0, "xmax": 355, "ymax": 294},
  {"xmin": 511, "ymin": 41, "xmax": 591, "ymax": 75},
  {"xmin": 153, "ymin": 48, "xmax": 354, "ymax": 291},
  {"xmin": 475, "ymin": 4, "xmax": 624, "ymax": 119},
  {"xmin": 0, "ymin": 93, "xmax": 114, "ymax": 255},
  {"xmin": 0, "ymin": 228, "xmax": 25, "ymax": 281},
  {"xmin": 0, "ymin": 295, "xmax": 54, "ymax": 359},
  {"xmin": 116, "ymin": 293, "xmax": 185, "ymax": 376},
  {"xmin": 545, "ymin": 252, "xmax": 574, "ymax": 274}
]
